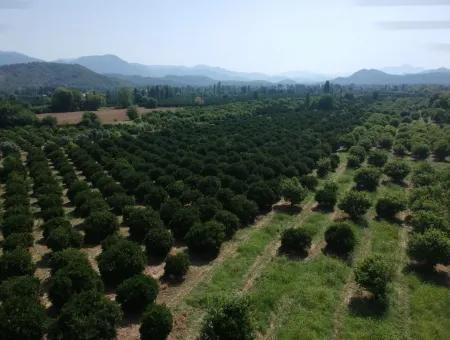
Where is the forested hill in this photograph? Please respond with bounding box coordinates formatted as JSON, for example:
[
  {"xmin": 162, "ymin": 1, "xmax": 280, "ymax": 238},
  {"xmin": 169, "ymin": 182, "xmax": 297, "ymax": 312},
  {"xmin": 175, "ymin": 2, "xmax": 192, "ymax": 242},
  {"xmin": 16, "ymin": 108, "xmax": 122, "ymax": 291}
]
[
  {"xmin": 0, "ymin": 62, "xmax": 124, "ymax": 91},
  {"xmin": 334, "ymin": 68, "xmax": 450, "ymax": 85}
]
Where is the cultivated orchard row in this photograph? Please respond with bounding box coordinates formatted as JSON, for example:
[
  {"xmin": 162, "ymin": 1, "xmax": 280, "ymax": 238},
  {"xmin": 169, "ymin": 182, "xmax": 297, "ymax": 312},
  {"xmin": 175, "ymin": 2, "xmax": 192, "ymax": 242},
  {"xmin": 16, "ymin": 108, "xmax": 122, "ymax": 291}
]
[{"xmin": 0, "ymin": 96, "xmax": 448, "ymax": 339}]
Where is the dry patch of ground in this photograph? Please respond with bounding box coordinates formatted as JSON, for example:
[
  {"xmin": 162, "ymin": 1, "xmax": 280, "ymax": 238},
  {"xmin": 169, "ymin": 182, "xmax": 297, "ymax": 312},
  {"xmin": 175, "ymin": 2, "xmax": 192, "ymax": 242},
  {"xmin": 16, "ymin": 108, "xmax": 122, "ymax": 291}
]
[{"xmin": 37, "ymin": 106, "xmax": 178, "ymax": 125}]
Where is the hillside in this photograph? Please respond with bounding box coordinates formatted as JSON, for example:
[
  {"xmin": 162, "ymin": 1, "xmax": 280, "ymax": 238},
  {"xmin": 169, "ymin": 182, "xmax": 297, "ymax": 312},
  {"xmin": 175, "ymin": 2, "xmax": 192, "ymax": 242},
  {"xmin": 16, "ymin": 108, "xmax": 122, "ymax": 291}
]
[
  {"xmin": 0, "ymin": 62, "xmax": 124, "ymax": 91},
  {"xmin": 334, "ymin": 68, "xmax": 450, "ymax": 85},
  {"xmin": 0, "ymin": 51, "xmax": 42, "ymax": 66}
]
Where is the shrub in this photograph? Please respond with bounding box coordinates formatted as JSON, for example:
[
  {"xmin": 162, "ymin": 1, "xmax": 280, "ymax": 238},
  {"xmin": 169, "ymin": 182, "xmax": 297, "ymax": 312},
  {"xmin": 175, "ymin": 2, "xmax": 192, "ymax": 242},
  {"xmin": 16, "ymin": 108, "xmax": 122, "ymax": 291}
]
[
  {"xmin": 2, "ymin": 214, "xmax": 34, "ymax": 237},
  {"xmin": 42, "ymin": 217, "xmax": 72, "ymax": 239},
  {"xmin": 106, "ymin": 193, "xmax": 135, "ymax": 214},
  {"xmin": 338, "ymin": 190, "xmax": 371, "ymax": 219},
  {"xmin": 126, "ymin": 106, "xmax": 139, "ymax": 120},
  {"xmin": 0, "ymin": 297, "xmax": 47, "ymax": 340},
  {"xmin": 185, "ymin": 221, "xmax": 226, "ymax": 256},
  {"xmin": 354, "ymin": 167, "xmax": 381, "ymax": 191},
  {"xmin": 325, "ymin": 223, "xmax": 355, "ymax": 255},
  {"xmin": 116, "ymin": 274, "xmax": 159, "ymax": 313},
  {"xmin": 410, "ymin": 211, "xmax": 447, "ymax": 233},
  {"xmin": 124, "ymin": 207, "xmax": 164, "ymax": 242},
  {"xmin": 140, "ymin": 304, "xmax": 173, "ymax": 340},
  {"xmin": 384, "ymin": 160, "xmax": 411, "ymax": 183},
  {"xmin": 246, "ymin": 182, "xmax": 278, "ymax": 211},
  {"xmin": 299, "ymin": 175, "xmax": 318, "ymax": 191},
  {"xmin": 393, "ymin": 143, "xmax": 407, "ymax": 156},
  {"xmin": 214, "ymin": 210, "xmax": 240, "ymax": 238},
  {"xmin": 47, "ymin": 226, "xmax": 83, "ymax": 251},
  {"xmin": 433, "ymin": 141, "xmax": 449, "ymax": 161},
  {"xmin": 347, "ymin": 155, "xmax": 362, "ymax": 168},
  {"xmin": 49, "ymin": 290, "xmax": 122, "ymax": 340},
  {"xmin": 195, "ymin": 197, "xmax": 223, "ymax": 222},
  {"xmin": 200, "ymin": 297, "xmax": 253, "ymax": 340},
  {"xmin": 49, "ymin": 248, "xmax": 90, "ymax": 274},
  {"xmin": 280, "ymin": 177, "xmax": 308, "ymax": 206},
  {"xmin": 48, "ymin": 261, "xmax": 103, "ymax": 308},
  {"xmin": 367, "ymin": 150, "xmax": 388, "ymax": 167},
  {"xmin": 354, "ymin": 255, "xmax": 391, "ymax": 299},
  {"xmin": 412, "ymin": 143, "xmax": 430, "ymax": 160},
  {"xmin": 280, "ymin": 228, "xmax": 311, "ymax": 255},
  {"xmin": 97, "ymin": 239, "xmax": 147, "ymax": 285},
  {"xmin": 375, "ymin": 193, "xmax": 407, "ymax": 219},
  {"xmin": 169, "ymin": 207, "xmax": 200, "ymax": 239},
  {"xmin": 0, "ymin": 275, "xmax": 40, "ymax": 302},
  {"xmin": 164, "ymin": 252, "xmax": 190, "ymax": 279},
  {"xmin": 378, "ymin": 134, "xmax": 394, "ymax": 149},
  {"xmin": 228, "ymin": 195, "xmax": 259, "ymax": 225},
  {"xmin": 0, "ymin": 248, "xmax": 35, "ymax": 280},
  {"xmin": 349, "ymin": 145, "xmax": 366, "ymax": 163},
  {"xmin": 145, "ymin": 227, "xmax": 174, "ymax": 259},
  {"xmin": 84, "ymin": 211, "xmax": 119, "ymax": 244},
  {"xmin": 407, "ymin": 229, "xmax": 450, "ymax": 266},
  {"xmin": 67, "ymin": 180, "xmax": 89, "ymax": 201},
  {"xmin": 2, "ymin": 232, "xmax": 33, "ymax": 251},
  {"xmin": 315, "ymin": 182, "xmax": 338, "ymax": 210},
  {"xmin": 159, "ymin": 198, "xmax": 182, "ymax": 225}
]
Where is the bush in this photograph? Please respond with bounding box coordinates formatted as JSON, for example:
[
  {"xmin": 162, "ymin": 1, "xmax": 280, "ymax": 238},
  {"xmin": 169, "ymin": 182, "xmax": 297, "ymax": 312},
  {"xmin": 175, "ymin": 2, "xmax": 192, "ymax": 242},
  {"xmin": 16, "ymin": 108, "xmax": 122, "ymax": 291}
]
[
  {"xmin": 67, "ymin": 180, "xmax": 89, "ymax": 201},
  {"xmin": 315, "ymin": 182, "xmax": 338, "ymax": 210},
  {"xmin": 145, "ymin": 227, "xmax": 174, "ymax": 259},
  {"xmin": 247, "ymin": 182, "xmax": 278, "ymax": 211},
  {"xmin": 48, "ymin": 261, "xmax": 103, "ymax": 308},
  {"xmin": 349, "ymin": 145, "xmax": 366, "ymax": 163},
  {"xmin": 338, "ymin": 190, "xmax": 371, "ymax": 219},
  {"xmin": 97, "ymin": 239, "xmax": 147, "ymax": 285},
  {"xmin": 49, "ymin": 248, "xmax": 90, "ymax": 274},
  {"xmin": 46, "ymin": 226, "xmax": 83, "ymax": 251},
  {"xmin": 140, "ymin": 304, "xmax": 173, "ymax": 340},
  {"xmin": 214, "ymin": 210, "xmax": 240, "ymax": 238},
  {"xmin": 126, "ymin": 106, "xmax": 139, "ymax": 120},
  {"xmin": 106, "ymin": 193, "xmax": 135, "ymax": 214},
  {"xmin": 410, "ymin": 211, "xmax": 447, "ymax": 233},
  {"xmin": 84, "ymin": 211, "xmax": 119, "ymax": 244},
  {"xmin": 367, "ymin": 150, "xmax": 388, "ymax": 167},
  {"xmin": 0, "ymin": 275, "xmax": 40, "ymax": 302},
  {"xmin": 299, "ymin": 175, "xmax": 318, "ymax": 191},
  {"xmin": 384, "ymin": 160, "xmax": 411, "ymax": 183},
  {"xmin": 347, "ymin": 155, "xmax": 362, "ymax": 168},
  {"xmin": 354, "ymin": 167, "xmax": 381, "ymax": 191},
  {"xmin": 433, "ymin": 141, "xmax": 449, "ymax": 161},
  {"xmin": 280, "ymin": 177, "xmax": 308, "ymax": 206},
  {"xmin": 2, "ymin": 232, "xmax": 33, "ymax": 251},
  {"xmin": 354, "ymin": 255, "xmax": 391, "ymax": 299},
  {"xmin": 2, "ymin": 214, "xmax": 34, "ymax": 237},
  {"xmin": 280, "ymin": 228, "xmax": 311, "ymax": 255},
  {"xmin": 228, "ymin": 195, "xmax": 259, "ymax": 225},
  {"xmin": 412, "ymin": 143, "xmax": 430, "ymax": 160},
  {"xmin": 116, "ymin": 274, "xmax": 158, "ymax": 313},
  {"xmin": 407, "ymin": 229, "xmax": 450, "ymax": 266},
  {"xmin": 200, "ymin": 297, "xmax": 253, "ymax": 340},
  {"xmin": 0, "ymin": 297, "xmax": 47, "ymax": 340},
  {"xmin": 159, "ymin": 198, "xmax": 182, "ymax": 225},
  {"xmin": 0, "ymin": 248, "xmax": 35, "ymax": 280},
  {"xmin": 325, "ymin": 223, "xmax": 355, "ymax": 255},
  {"xmin": 49, "ymin": 290, "xmax": 122, "ymax": 340},
  {"xmin": 164, "ymin": 252, "xmax": 190, "ymax": 279},
  {"xmin": 185, "ymin": 221, "xmax": 225, "ymax": 256},
  {"xmin": 169, "ymin": 207, "xmax": 200, "ymax": 239},
  {"xmin": 124, "ymin": 207, "xmax": 164, "ymax": 242},
  {"xmin": 375, "ymin": 193, "xmax": 407, "ymax": 219},
  {"xmin": 42, "ymin": 217, "xmax": 72, "ymax": 239}
]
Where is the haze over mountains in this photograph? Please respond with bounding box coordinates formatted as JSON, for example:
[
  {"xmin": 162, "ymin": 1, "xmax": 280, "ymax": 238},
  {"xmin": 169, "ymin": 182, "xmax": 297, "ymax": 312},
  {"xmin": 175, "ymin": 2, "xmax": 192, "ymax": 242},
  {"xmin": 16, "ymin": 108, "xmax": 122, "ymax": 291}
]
[{"xmin": 1, "ymin": 51, "xmax": 450, "ymax": 91}]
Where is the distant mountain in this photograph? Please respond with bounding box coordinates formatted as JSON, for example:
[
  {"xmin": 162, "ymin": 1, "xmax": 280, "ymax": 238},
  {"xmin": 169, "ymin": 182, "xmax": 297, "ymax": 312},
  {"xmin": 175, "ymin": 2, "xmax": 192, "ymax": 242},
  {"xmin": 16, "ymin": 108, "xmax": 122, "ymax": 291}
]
[
  {"xmin": 278, "ymin": 70, "xmax": 331, "ymax": 83},
  {"xmin": 0, "ymin": 62, "xmax": 124, "ymax": 91},
  {"xmin": 381, "ymin": 65, "xmax": 425, "ymax": 75},
  {"xmin": 0, "ymin": 51, "xmax": 42, "ymax": 66},
  {"xmin": 333, "ymin": 68, "xmax": 450, "ymax": 85},
  {"xmin": 110, "ymin": 73, "xmax": 218, "ymax": 87}
]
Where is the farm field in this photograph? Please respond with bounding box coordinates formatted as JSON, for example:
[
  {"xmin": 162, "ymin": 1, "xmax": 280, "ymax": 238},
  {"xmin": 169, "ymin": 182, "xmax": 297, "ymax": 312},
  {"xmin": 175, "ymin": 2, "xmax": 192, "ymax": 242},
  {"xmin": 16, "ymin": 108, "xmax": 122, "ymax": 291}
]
[
  {"xmin": 37, "ymin": 106, "xmax": 177, "ymax": 125},
  {"xmin": 0, "ymin": 94, "xmax": 449, "ymax": 340}
]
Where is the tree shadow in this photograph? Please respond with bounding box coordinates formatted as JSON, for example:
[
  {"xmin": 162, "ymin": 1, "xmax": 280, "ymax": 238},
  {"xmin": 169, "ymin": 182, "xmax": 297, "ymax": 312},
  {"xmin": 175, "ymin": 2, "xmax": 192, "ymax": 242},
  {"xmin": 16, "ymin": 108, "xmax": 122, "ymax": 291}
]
[
  {"xmin": 348, "ymin": 294, "xmax": 388, "ymax": 318},
  {"xmin": 322, "ymin": 246, "xmax": 353, "ymax": 265},
  {"xmin": 277, "ymin": 246, "xmax": 308, "ymax": 260},
  {"xmin": 404, "ymin": 263, "xmax": 450, "ymax": 287},
  {"xmin": 312, "ymin": 205, "xmax": 334, "ymax": 213},
  {"xmin": 374, "ymin": 215, "xmax": 403, "ymax": 225},
  {"xmin": 273, "ymin": 203, "xmax": 302, "ymax": 215}
]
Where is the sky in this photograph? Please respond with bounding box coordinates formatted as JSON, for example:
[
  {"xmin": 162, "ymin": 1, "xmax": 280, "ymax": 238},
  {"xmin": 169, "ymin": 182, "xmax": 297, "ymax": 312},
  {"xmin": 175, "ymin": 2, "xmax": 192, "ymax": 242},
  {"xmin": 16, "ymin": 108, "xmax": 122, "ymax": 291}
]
[{"xmin": 0, "ymin": 0, "xmax": 449, "ymax": 75}]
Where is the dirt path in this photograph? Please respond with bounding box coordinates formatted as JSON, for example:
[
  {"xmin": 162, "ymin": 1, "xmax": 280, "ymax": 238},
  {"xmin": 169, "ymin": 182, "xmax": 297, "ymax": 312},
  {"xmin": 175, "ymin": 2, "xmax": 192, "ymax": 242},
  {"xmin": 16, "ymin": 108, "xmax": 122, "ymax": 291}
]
[{"xmin": 331, "ymin": 226, "xmax": 372, "ymax": 340}]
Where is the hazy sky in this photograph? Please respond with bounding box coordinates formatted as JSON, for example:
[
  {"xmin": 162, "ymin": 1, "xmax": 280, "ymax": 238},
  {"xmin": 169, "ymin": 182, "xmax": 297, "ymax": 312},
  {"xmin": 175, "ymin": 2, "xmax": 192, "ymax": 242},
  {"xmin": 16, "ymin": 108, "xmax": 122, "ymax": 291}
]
[{"xmin": 0, "ymin": 0, "xmax": 449, "ymax": 74}]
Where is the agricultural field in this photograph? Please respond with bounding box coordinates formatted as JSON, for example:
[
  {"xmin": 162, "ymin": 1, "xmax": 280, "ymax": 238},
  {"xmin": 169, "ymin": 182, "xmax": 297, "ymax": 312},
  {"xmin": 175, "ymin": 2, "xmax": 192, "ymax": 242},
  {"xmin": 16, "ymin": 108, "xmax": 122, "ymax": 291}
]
[
  {"xmin": 0, "ymin": 94, "xmax": 449, "ymax": 340},
  {"xmin": 37, "ymin": 106, "xmax": 177, "ymax": 125}
]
